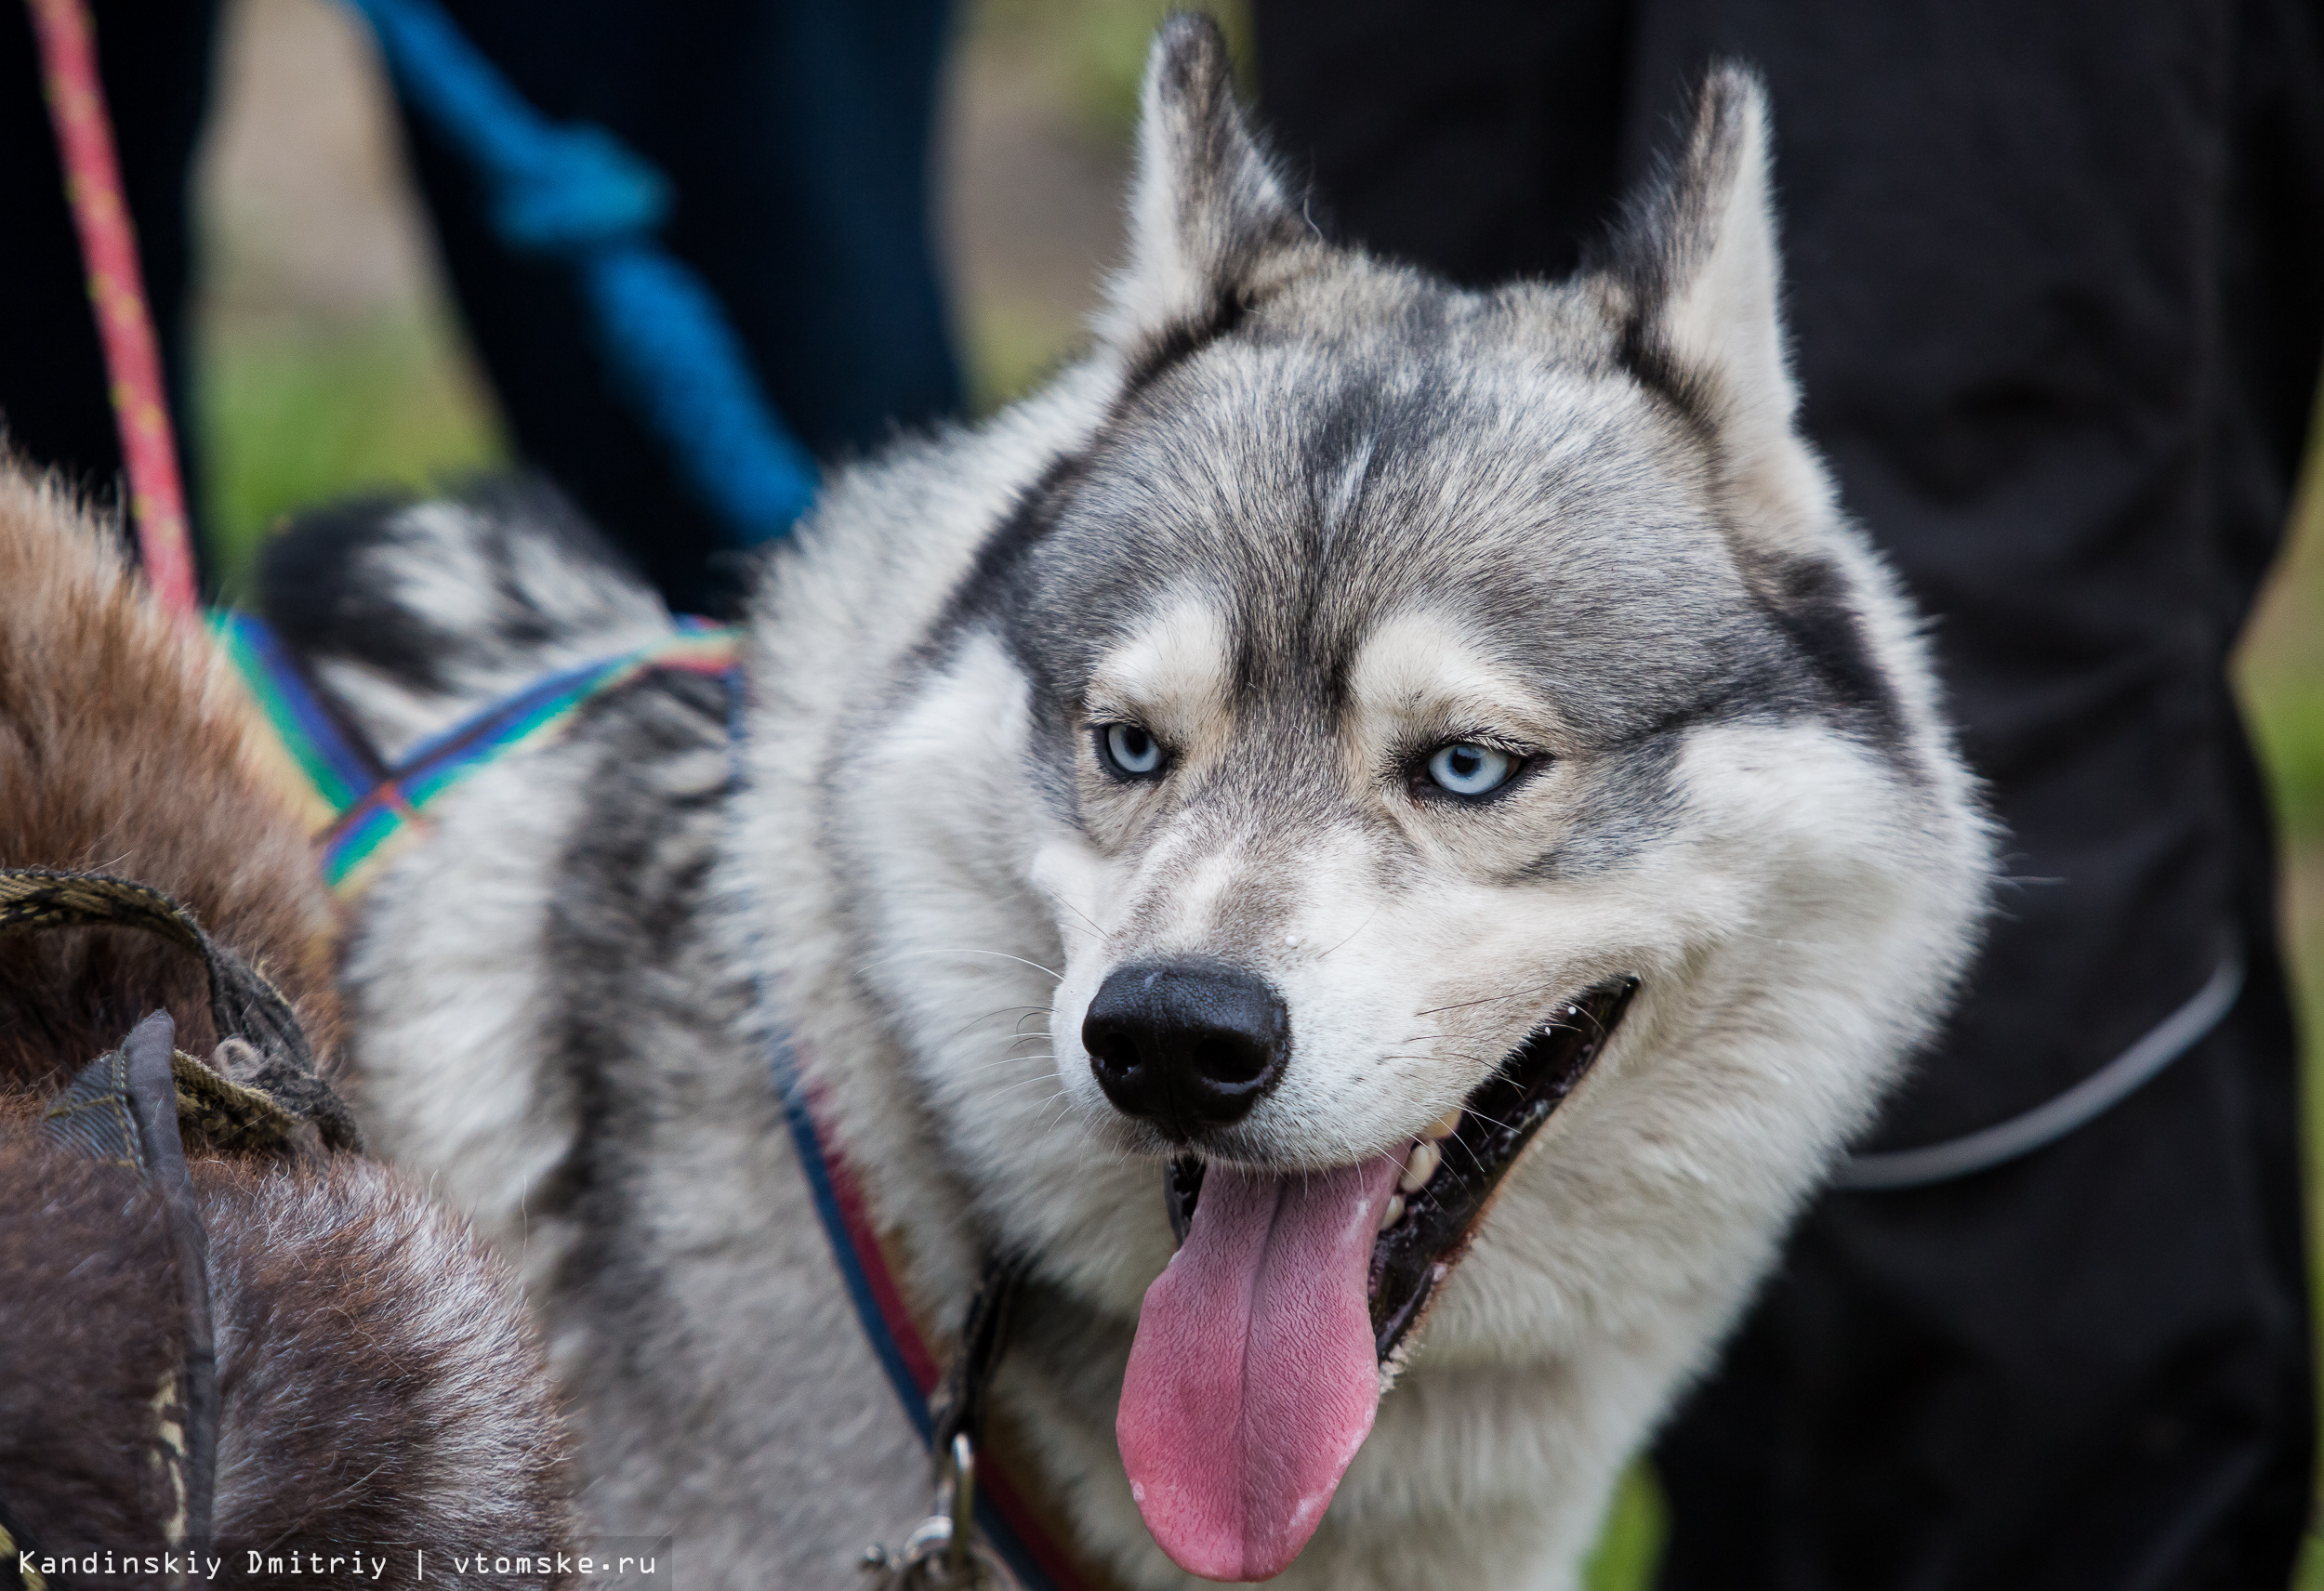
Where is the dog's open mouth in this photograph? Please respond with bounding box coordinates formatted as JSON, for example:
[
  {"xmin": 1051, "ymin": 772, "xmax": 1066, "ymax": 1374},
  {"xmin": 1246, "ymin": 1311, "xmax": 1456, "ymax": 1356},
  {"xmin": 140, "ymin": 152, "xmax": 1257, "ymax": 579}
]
[
  {"xmin": 1117, "ymin": 976, "xmax": 1639, "ymax": 1582},
  {"xmin": 1164, "ymin": 974, "xmax": 1641, "ymax": 1366}
]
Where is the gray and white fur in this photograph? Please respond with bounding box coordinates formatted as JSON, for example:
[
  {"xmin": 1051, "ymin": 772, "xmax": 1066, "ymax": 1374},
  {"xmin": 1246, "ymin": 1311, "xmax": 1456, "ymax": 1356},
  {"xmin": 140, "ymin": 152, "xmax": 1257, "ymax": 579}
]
[{"xmin": 263, "ymin": 21, "xmax": 1990, "ymax": 1590}]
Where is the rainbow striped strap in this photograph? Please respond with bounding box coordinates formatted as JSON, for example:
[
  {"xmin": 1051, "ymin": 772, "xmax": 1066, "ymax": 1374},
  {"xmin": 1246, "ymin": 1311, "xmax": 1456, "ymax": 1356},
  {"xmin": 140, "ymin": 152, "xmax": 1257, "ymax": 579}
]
[
  {"xmin": 214, "ymin": 611, "xmax": 741, "ymax": 893},
  {"xmin": 212, "ymin": 610, "xmax": 387, "ymax": 831}
]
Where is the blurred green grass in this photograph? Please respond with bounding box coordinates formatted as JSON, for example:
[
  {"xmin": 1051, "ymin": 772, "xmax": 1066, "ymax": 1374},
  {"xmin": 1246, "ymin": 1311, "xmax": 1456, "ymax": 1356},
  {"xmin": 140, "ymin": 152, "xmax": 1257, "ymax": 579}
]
[
  {"xmin": 2255, "ymin": 679, "xmax": 2324, "ymax": 845},
  {"xmin": 194, "ymin": 305, "xmax": 504, "ymax": 598},
  {"xmin": 1587, "ymin": 1466, "xmax": 1669, "ymax": 1587},
  {"xmin": 2244, "ymin": 429, "xmax": 2324, "ymax": 1591},
  {"xmin": 2246, "ymin": 537, "xmax": 2324, "ymax": 870},
  {"xmin": 969, "ymin": 0, "xmax": 1255, "ymax": 141}
]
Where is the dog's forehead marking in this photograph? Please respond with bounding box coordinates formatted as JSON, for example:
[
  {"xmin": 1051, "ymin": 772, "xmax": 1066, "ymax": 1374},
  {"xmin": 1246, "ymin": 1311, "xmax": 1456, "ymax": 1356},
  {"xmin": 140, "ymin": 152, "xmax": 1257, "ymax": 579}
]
[
  {"xmin": 1344, "ymin": 609, "xmax": 1565, "ymax": 743},
  {"xmin": 1084, "ymin": 594, "xmax": 1232, "ymax": 719},
  {"xmin": 1318, "ymin": 430, "xmax": 1378, "ymax": 554}
]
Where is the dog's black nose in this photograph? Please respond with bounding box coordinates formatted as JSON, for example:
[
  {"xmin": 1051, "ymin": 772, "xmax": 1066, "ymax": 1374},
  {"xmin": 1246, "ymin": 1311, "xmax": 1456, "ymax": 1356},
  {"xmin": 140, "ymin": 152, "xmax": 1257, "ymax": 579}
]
[{"xmin": 1083, "ymin": 959, "xmax": 1288, "ymax": 1138}]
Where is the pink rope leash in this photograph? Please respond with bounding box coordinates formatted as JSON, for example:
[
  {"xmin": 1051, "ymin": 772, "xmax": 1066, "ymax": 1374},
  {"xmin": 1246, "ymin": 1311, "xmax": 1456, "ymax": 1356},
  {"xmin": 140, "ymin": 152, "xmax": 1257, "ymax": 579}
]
[{"xmin": 28, "ymin": 0, "xmax": 198, "ymax": 617}]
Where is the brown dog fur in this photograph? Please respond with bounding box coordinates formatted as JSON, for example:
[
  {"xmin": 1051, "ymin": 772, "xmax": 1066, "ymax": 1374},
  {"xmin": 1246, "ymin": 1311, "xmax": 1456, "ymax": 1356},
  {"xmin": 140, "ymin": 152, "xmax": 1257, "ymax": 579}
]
[
  {"xmin": 0, "ymin": 467, "xmax": 575, "ymax": 1580},
  {"xmin": 0, "ymin": 1134, "xmax": 189, "ymax": 1545},
  {"xmin": 0, "ymin": 468, "xmax": 341, "ymax": 1098}
]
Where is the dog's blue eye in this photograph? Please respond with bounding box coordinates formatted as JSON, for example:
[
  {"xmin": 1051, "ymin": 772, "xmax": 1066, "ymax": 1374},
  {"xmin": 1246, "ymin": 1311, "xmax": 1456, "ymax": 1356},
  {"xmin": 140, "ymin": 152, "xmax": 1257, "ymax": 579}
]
[
  {"xmin": 1103, "ymin": 723, "xmax": 1165, "ymax": 776},
  {"xmin": 1426, "ymin": 742, "xmax": 1514, "ymax": 797}
]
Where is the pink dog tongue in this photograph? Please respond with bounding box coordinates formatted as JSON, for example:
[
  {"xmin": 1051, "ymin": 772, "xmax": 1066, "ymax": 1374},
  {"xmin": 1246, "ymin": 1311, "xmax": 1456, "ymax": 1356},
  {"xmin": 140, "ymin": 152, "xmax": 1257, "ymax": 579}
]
[{"xmin": 1117, "ymin": 1154, "xmax": 1402, "ymax": 1582}]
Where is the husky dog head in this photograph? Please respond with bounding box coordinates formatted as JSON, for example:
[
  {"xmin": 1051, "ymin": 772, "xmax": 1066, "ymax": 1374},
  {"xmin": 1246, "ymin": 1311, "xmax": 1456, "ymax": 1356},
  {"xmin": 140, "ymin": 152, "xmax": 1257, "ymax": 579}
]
[{"xmin": 811, "ymin": 17, "xmax": 1987, "ymax": 1583}]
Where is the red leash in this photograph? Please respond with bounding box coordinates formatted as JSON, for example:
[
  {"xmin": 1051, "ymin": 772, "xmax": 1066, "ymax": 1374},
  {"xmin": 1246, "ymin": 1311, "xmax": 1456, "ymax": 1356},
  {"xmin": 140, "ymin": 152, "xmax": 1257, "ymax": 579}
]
[{"xmin": 28, "ymin": 0, "xmax": 199, "ymax": 617}]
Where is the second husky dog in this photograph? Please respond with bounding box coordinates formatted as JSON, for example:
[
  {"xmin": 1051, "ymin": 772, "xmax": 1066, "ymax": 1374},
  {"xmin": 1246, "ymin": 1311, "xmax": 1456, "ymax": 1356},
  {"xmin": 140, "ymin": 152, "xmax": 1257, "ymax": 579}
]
[{"xmin": 261, "ymin": 20, "xmax": 1989, "ymax": 1590}]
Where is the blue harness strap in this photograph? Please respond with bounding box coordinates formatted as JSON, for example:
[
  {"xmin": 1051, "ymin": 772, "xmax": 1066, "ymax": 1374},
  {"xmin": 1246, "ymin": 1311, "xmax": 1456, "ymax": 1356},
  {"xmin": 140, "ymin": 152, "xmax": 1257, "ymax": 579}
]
[
  {"xmin": 722, "ymin": 677, "xmax": 1089, "ymax": 1591},
  {"xmin": 764, "ymin": 1033, "xmax": 1076, "ymax": 1591}
]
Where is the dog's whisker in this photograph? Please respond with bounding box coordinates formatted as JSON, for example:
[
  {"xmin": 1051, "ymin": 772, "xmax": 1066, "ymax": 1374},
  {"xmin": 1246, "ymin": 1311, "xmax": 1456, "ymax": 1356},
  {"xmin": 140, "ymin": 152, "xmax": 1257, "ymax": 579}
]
[
  {"xmin": 857, "ymin": 948, "xmax": 1063, "ymax": 982},
  {"xmin": 1034, "ymin": 1093, "xmax": 1082, "ymax": 1138},
  {"xmin": 1053, "ymin": 896, "xmax": 1106, "ymax": 940},
  {"xmin": 1463, "ymin": 1107, "xmax": 1529, "ymax": 1138},
  {"xmin": 978, "ymin": 1035, "xmax": 1055, "ymax": 1058},
  {"xmin": 961, "ymin": 1050, "xmax": 1052, "ymax": 1074},
  {"xmin": 941, "ymin": 1004, "xmax": 1056, "ymax": 1045},
  {"xmin": 1452, "ymin": 1136, "xmax": 1496, "ymax": 1177},
  {"xmin": 1411, "ymin": 979, "xmax": 1569, "ymax": 1019},
  {"xmin": 1314, "ymin": 906, "xmax": 1380, "ymax": 959}
]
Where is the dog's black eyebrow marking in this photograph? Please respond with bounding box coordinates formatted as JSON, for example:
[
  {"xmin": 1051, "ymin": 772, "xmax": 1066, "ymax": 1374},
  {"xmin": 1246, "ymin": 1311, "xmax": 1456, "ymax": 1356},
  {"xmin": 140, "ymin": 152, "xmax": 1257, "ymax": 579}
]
[
  {"xmin": 917, "ymin": 448, "xmax": 1092, "ymax": 664},
  {"xmin": 1614, "ymin": 312, "xmax": 1719, "ymax": 443},
  {"xmin": 921, "ymin": 285, "xmax": 1264, "ymax": 667},
  {"xmin": 1744, "ymin": 552, "xmax": 1909, "ymax": 756},
  {"xmin": 1119, "ymin": 288, "xmax": 1249, "ymax": 404}
]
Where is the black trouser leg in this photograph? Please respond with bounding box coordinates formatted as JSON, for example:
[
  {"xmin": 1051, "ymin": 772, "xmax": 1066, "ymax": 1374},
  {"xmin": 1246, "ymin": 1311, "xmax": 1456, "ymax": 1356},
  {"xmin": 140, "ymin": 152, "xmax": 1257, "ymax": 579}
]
[
  {"xmin": 393, "ymin": 0, "xmax": 961, "ymax": 619},
  {"xmin": 1250, "ymin": 3, "xmax": 2321, "ymax": 1584}
]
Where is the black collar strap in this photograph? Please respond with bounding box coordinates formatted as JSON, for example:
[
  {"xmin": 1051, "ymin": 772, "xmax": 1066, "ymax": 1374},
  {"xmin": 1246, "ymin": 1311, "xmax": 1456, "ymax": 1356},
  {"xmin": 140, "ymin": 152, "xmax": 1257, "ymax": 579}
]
[{"xmin": 930, "ymin": 1252, "xmax": 1032, "ymax": 1467}]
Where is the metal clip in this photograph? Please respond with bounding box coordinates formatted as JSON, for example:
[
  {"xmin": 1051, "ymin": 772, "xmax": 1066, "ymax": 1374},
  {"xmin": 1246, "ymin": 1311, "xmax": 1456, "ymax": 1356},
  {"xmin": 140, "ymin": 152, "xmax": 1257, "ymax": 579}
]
[{"xmin": 858, "ymin": 1435, "xmax": 1022, "ymax": 1590}]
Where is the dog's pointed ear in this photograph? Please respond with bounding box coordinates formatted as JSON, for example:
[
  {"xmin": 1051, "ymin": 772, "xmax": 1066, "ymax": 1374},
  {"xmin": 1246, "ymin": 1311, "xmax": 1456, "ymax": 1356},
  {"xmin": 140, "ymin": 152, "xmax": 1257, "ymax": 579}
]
[
  {"xmin": 1613, "ymin": 66, "xmax": 1829, "ymax": 535},
  {"xmin": 1099, "ymin": 15, "xmax": 1308, "ymax": 353}
]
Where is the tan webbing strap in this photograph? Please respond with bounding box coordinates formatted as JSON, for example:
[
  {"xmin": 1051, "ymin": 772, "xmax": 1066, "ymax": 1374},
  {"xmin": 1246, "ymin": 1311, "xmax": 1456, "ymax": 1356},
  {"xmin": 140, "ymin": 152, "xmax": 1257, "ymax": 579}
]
[
  {"xmin": 0, "ymin": 868, "xmax": 360, "ymax": 1152},
  {"xmin": 0, "ymin": 1520, "xmax": 50, "ymax": 1590}
]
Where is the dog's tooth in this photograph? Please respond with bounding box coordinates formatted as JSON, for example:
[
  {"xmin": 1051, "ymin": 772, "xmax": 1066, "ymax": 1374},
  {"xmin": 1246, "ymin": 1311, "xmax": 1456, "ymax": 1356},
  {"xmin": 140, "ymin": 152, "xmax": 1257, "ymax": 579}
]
[
  {"xmin": 1379, "ymin": 1193, "xmax": 1405, "ymax": 1231},
  {"xmin": 1400, "ymin": 1139, "xmax": 1441, "ymax": 1193},
  {"xmin": 1421, "ymin": 1107, "xmax": 1463, "ymax": 1142}
]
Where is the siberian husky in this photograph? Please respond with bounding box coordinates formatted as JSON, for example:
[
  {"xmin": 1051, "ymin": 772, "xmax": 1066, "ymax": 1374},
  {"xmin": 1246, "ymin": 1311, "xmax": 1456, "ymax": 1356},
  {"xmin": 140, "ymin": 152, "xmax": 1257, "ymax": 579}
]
[{"xmin": 259, "ymin": 20, "xmax": 1989, "ymax": 1589}]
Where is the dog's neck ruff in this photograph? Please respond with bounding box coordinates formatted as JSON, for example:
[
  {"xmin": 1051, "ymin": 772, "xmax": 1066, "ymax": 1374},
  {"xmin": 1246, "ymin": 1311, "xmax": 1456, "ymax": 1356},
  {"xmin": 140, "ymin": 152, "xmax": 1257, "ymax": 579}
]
[{"xmin": 219, "ymin": 613, "xmax": 1095, "ymax": 1590}]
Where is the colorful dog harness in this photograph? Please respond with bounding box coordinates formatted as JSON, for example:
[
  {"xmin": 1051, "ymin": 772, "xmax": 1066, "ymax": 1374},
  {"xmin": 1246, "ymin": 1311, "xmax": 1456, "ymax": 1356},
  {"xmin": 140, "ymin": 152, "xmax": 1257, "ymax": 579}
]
[{"xmin": 221, "ymin": 614, "xmax": 1093, "ymax": 1591}]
